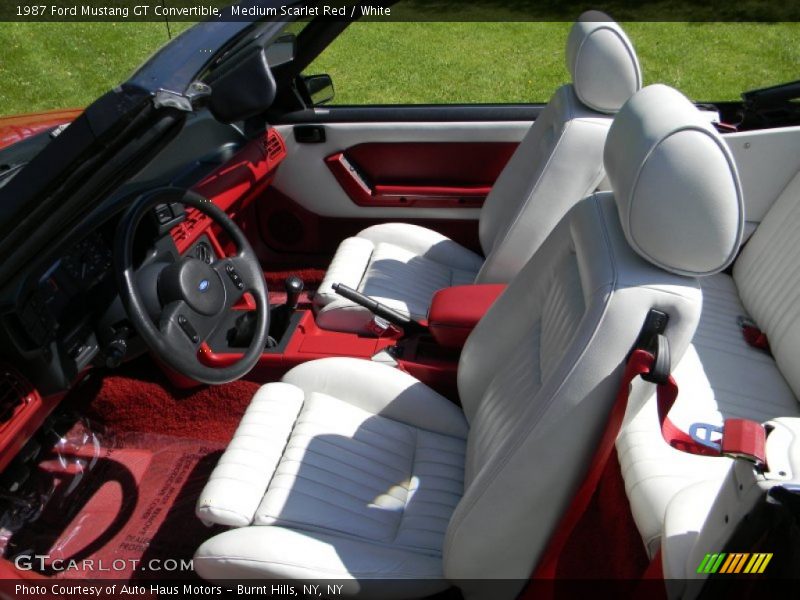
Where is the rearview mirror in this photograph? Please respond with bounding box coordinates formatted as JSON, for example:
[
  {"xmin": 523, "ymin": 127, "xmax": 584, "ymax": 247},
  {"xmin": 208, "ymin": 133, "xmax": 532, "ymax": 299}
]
[
  {"xmin": 265, "ymin": 33, "xmax": 296, "ymax": 68},
  {"xmin": 301, "ymin": 74, "xmax": 335, "ymax": 106}
]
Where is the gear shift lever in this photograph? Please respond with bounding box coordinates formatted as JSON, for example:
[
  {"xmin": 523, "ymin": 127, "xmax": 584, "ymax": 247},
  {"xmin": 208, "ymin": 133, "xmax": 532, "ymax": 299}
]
[
  {"xmin": 285, "ymin": 275, "xmax": 304, "ymax": 310},
  {"xmin": 228, "ymin": 275, "xmax": 305, "ymax": 348}
]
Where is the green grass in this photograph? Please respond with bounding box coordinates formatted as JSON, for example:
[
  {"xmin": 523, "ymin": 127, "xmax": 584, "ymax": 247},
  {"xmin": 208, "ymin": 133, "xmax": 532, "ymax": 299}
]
[
  {"xmin": 309, "ymin": 22, "xmax": 800, "ymax": 103},
  {"xmin": 0, "ymin": 21, "xmax": 798, "ymax": 117}
]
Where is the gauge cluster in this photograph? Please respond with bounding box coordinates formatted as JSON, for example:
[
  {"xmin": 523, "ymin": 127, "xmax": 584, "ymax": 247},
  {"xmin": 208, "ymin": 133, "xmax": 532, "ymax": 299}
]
[{"xmin": 57, "ymin": 232, "xmax": 114, "ymax": 290}]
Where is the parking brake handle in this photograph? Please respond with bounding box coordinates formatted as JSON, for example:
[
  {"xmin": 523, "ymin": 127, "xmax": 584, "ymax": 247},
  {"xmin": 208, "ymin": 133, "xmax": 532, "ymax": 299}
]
[{"xmin": 332, "ymin": 283, "xmax": 427, "ymax": 335}]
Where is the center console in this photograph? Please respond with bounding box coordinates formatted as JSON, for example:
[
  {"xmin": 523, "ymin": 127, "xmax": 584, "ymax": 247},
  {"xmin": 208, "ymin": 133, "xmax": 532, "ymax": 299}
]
[{"xmin": 188, "ymin": 277, "xmax": 506, "ymax": 399}]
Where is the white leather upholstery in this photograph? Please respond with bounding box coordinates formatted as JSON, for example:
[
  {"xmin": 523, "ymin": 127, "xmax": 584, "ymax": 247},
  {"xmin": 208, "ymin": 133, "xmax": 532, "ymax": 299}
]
[
  {"xmin": 314, "ymin": 13, "xmax": 641, "ymax": 333},
  {"xmin": 316, "ymin": 225, "xmax": 482, "ymax": 332},
  {"xmin": 604, "ymin": 84, "xmax": 744, "ymax": 277},
  {"xmin": 197, "ymin": 383, "xmax": 305, "ymax": 527},
  {"xmin": 196, "ymin": 86, "xmax": 742, "ymax": 596},
  {"xmin": 474, "ymin": 86, "xmax": 611, "ymax": 284},
  {"xmin": 734, "ymin": 170, "xmax": 800, "ymax": 399},
  {"xmin": 444, "ymin": 192, "xmax": 702, "ymax": 592},
  {"xmin": 196, "ymin": 358, "xmax": 467, "ymax": 596},
  {"xmin": 619, "ymin": 148, "xmax": 800, "ymax": 561},
  {"xmin": 565, "ymin": 11, "xmax": 642, "ymax": 114}
]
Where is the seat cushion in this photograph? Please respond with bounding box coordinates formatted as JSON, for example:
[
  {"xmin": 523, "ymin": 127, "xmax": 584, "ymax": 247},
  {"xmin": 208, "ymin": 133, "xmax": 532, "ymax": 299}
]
[
  {"xmin": 314, "ymin": 223, "xmax": 483, "ymax": 333},
  {"xmin": 195, "ymin": 358, "xmax": 468, "ymax": 591},
  {"xmin": 617, "ymin": 273, "xmax": 800, "ymax": 557},
  {"xmin": 254, "ymin": 392, "xmax": 466, "ymax": 551}
]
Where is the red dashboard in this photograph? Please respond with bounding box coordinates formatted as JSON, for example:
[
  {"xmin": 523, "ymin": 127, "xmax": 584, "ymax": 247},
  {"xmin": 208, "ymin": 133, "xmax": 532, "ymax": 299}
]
[{"xmin": 172, "ymin": 128, "xmax": 288, "ymax": 255}]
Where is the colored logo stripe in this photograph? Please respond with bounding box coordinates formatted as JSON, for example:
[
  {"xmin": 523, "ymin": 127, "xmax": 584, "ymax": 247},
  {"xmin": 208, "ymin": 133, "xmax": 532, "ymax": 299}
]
[{"xmin": 697, "ymin": 553, "xmax": 773, "ymax": 574}]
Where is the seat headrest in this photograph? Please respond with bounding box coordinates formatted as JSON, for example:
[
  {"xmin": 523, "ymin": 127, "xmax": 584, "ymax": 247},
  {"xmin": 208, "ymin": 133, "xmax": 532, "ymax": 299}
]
[
  {"xmin": 604, "ymin": 84, "xmax": 744, "ymax": 277},
  {"xmin": 566, "ymin": 11, "xmax": 642, "ymax": 114}
]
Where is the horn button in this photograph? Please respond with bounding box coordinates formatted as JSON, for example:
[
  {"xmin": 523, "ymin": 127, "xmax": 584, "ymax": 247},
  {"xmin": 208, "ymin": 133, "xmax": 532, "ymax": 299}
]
[{"xmin": 158, "ymin": 258, "xmax": 225, "ymax": 316}]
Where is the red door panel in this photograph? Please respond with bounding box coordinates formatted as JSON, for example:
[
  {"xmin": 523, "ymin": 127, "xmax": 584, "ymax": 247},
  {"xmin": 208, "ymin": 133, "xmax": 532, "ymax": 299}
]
[{"xmin": 326, "ymin": 142, "xmax": 517, "ymax": 208}]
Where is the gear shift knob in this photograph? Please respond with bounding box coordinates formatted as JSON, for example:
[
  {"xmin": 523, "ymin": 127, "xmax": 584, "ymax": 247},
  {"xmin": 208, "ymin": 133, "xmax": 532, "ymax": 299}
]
[{"xmin": 284, "ymin": 275, "xmax": 304, "ymax": 310}]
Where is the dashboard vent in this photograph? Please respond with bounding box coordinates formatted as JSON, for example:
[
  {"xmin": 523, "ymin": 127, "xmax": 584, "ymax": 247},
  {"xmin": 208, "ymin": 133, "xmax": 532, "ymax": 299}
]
[
  {"xmin": 0, "ymin": 368, "xmax": 32, "ymax": 423},
  {"xmin": 265, "ymin": 130, "xmax": 286, "ymax": 161}
]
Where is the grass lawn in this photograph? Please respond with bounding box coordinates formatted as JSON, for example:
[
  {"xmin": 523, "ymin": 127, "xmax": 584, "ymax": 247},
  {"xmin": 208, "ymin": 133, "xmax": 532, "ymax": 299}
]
[
  {"xmin": 310, "ymin": 22, "xmax": 800, "ymax": 104},
  {"xmin": 0, "ymin": 21, "xmax": 798, "ymax": 116}
]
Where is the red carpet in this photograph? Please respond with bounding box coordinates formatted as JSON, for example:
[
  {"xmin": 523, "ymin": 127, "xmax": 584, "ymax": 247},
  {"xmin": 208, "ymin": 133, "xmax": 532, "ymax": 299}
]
[
  {"xmin": 0, "ymin": 360, "xmax": 266, "ymax": 580},
  {"xmin": 64, "ymin": 359, "xmax": 261, "ymax": 444},
  {"xmin": 556, "ymin": 450, "xmax": 650, "ymax": 579},
  {"xmin": 0, "ymin": 423, "xmax": 225, "ymax": 580}
]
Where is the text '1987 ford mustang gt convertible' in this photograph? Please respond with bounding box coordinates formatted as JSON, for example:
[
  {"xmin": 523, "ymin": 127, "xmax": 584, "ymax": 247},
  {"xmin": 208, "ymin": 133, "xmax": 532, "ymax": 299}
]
[{"xmin": 0, "ymin": 4, "xmax": 798, "ymax": 600}]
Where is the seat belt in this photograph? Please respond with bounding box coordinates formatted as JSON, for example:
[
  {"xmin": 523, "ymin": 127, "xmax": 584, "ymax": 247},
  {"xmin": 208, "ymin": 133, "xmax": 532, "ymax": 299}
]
[
  {"xmin": 532, "ymin": 310, "xmax": 767, "ymax": 580},
  {"xmin": 738, "ymin": 315, "xmax": 770, "ymax": 353}
]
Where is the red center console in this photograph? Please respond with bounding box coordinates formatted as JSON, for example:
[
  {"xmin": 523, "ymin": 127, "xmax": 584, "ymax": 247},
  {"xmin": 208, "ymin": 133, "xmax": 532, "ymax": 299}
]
[{"xmin": 191, "ymin": 284, "xmax": 507, "ymax": 400}]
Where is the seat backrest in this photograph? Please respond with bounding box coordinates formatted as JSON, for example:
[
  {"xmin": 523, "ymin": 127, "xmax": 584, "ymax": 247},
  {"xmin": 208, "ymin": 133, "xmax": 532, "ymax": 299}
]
[
  {"xmin": 734, "ymin": 170, "xmax": 800, "ymax": 399},
  {"xmin": 444, "ymin": 85, "xmax": 744, "ymax": 595},
  {"xmin": 475, "ymin": 12, "xmax": 642, "ymax": 284}
]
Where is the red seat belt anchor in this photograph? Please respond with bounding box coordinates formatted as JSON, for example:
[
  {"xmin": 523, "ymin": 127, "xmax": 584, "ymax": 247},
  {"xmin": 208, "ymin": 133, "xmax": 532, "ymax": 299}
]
[{"xmin": 689, "ymin": 419, "xmax": 767, "ymax": 466}]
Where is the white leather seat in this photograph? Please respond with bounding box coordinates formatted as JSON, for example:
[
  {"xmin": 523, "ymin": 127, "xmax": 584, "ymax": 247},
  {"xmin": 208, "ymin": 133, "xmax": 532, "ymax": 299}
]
[
  {"xmin": 194, "ymin": 85, "xmax": 743, "ymax": 597},
  {"xmin": 313, "ymin": 12, "xmax": 642, "ymax": 333},
  {"xmin": 618, "ymin": 170, "xmax": 800, "ymax": 558},
  {"xmin": 195, "ymin": 360, "xmax": 467, "ymax": 597}
]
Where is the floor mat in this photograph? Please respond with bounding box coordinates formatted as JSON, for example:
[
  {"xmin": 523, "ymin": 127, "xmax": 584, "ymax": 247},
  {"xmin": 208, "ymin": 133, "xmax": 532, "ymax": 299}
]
[
  {"xmin": 0, "ymin": 422, "xmax": 225, "ymax": 580},
  {"xmin": 64, "ymin": 359, "xmax": 261, "ymax": 444}
]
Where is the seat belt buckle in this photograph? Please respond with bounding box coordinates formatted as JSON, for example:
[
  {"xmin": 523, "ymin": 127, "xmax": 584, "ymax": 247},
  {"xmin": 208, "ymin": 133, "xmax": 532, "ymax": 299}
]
[
  {"xmin": 689, "ymin": 420, "xmax": 767, "ymax": 466},
  {"xmin": 721, "ymin": 418, "xmax": 767, "ymax": 466}
]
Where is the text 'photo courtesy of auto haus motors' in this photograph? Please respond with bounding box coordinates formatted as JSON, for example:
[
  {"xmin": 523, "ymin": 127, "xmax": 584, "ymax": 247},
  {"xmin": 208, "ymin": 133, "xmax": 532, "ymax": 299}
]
[{"xmin": 0, "ymin": 5, "xmax": 798, "ymax": 600}]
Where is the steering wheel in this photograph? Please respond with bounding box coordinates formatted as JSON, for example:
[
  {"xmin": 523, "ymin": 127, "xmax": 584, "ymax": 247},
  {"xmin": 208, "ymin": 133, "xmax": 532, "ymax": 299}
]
[{"xmin": 115, "ymin": 188, "xmax": 269, "ymax": 385}]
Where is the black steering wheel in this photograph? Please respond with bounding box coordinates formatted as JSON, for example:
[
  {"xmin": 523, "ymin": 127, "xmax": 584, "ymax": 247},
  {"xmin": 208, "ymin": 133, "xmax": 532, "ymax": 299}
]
[{"xmin": 115, "ymin": 188, "xmax": 269, "ymax": 385}]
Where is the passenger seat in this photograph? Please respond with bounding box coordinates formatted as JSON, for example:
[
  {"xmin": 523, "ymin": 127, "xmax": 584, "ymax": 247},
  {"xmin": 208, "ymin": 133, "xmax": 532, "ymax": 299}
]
[{"xmin": 313, "ymin": 11, "xmax": 642, "ymax": 333}]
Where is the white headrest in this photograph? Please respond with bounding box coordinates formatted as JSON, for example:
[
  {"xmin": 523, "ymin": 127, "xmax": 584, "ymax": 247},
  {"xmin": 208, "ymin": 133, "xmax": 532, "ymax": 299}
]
[
  {"xmin": 566, "ymin": 11, "xmax": 642, "ymax": 114},
  {"xmin": 604, "ymin": 84, "xmax": 744, "ymax": 277}
]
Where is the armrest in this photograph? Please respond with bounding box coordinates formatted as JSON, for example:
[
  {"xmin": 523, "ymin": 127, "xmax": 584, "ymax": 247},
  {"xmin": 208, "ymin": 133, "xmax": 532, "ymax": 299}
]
[{"xmin": 427, "ymin": 284, "xmax": 506, "ymax": 349}]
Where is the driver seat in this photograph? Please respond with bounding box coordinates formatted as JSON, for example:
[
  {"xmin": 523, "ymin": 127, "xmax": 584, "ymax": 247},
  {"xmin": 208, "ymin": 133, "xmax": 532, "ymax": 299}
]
[{"xmin": 193, "ymin": 85, "xmax": 743, "ymax": 598}]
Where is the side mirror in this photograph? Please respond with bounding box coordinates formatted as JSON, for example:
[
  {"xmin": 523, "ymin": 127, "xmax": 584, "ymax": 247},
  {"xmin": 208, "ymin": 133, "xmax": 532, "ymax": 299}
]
[
  {"xmin": 265, "ymin": 33, "xmax": 296, "ymax": 68},
  {"xmin": 301, "ymin": 74, "xmax": 335, "ymax": 106}
]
